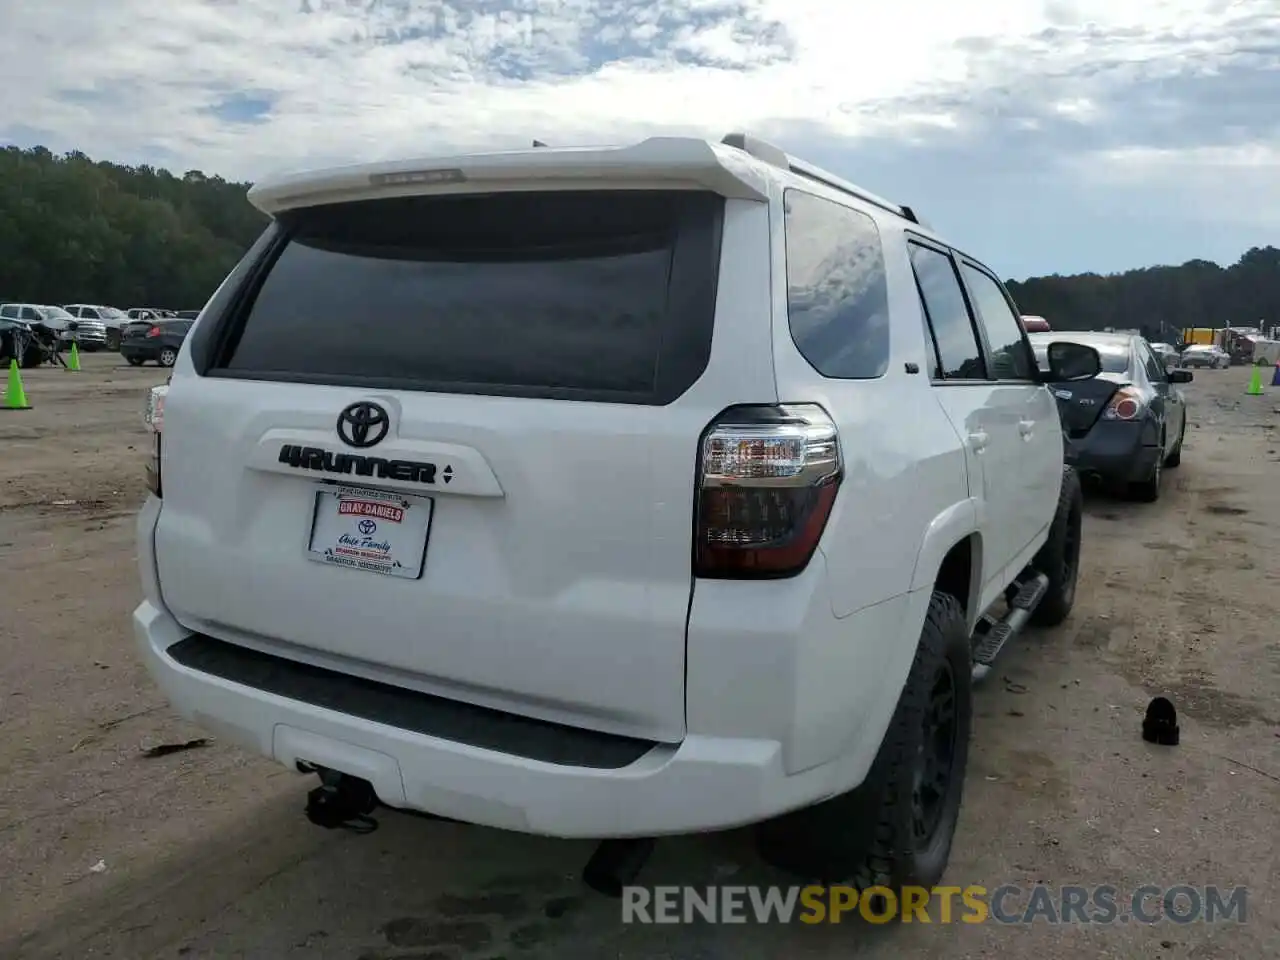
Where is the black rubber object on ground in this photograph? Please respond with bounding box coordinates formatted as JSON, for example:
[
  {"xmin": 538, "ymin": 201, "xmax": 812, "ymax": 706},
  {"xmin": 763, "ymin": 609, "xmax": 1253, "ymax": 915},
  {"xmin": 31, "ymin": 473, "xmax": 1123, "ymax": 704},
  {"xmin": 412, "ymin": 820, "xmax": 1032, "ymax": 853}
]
[{"xmin": 1142, "ymin": 696, "xmax": 1180, "ymax": 746}]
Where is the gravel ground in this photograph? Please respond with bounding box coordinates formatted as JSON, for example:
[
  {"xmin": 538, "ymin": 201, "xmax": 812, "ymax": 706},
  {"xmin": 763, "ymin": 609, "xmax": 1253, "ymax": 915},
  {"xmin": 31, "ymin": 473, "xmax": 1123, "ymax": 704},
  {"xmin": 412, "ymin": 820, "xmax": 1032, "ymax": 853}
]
[{"xmin": 1, "ymin": 353, "xmax": 1277, "ymax": 959}]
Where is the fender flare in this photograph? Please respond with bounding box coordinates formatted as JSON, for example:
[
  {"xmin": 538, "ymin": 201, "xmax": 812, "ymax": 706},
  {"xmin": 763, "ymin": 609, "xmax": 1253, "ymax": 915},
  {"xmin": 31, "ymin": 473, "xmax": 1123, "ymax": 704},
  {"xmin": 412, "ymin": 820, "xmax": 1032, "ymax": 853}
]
[
  {"xmin": 908, "ymin": 497, "xmax": 983, "ymax": 605},
  {"xmin": 821, "ymin": 499, "xmax": 984, "ymax": 792}
]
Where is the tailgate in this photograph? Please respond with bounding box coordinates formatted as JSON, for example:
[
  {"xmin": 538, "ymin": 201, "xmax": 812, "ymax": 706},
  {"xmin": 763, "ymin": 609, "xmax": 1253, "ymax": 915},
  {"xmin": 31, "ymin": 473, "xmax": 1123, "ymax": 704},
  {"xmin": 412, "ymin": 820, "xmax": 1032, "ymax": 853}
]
[{"xmin": 153, "ymin": 188, "xmax": 769, "ymax": 744}]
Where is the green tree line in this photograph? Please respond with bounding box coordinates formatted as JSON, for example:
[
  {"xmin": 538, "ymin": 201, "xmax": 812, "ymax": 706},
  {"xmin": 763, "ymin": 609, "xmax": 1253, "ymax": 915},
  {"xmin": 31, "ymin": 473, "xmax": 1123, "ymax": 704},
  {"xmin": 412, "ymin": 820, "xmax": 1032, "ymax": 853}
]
[
  {"xmin": 0, "ymin": 146, "xmax": 266, "ymax": 310},
  {"xmin": 1007, "ymin": 247, "xmax": 1280, "ymax": 340},
  {"xmin": 0, "ymin": 145, "xmax": 1276, "ymax": 334}
]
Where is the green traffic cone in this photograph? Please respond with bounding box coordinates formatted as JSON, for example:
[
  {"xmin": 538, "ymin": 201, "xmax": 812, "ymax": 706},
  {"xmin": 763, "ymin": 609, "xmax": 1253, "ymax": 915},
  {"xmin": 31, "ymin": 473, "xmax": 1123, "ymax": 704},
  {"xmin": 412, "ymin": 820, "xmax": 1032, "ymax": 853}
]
[
  {"xmin": 67, "ymin": 341, "xmax": 81, "ymax": 372},
  {"xmin": 1246, "ymin": 366, "xmax": 1263, "ymax": 395},
  {"xmin": 3, "ymin": 359, "xmax": 31, "ymax": 410}
]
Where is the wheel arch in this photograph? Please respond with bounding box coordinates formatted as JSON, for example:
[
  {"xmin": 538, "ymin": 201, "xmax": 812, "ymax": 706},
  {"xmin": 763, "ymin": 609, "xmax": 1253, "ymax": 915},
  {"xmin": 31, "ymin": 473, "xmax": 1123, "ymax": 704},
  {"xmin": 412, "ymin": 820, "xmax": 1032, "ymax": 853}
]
[{"xmin": 909, "ymin": 498, "xmax": 983, "ymax": 624}]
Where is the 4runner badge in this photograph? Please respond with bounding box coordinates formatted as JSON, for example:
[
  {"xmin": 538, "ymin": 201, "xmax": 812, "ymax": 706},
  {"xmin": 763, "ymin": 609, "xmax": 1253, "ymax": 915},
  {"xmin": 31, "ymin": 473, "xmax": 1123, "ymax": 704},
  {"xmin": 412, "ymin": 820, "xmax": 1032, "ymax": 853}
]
[{"xmin": 277, "ymin": 444, "xmax": 447, "ymax": 485}]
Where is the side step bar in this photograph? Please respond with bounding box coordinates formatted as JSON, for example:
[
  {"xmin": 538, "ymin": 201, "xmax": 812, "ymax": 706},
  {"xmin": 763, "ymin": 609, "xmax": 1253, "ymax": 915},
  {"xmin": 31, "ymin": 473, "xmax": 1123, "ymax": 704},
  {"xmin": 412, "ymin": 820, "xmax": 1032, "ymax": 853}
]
[{"xmin": 970, "ymin": 571, "xmax": 1049, "ymax": 682}]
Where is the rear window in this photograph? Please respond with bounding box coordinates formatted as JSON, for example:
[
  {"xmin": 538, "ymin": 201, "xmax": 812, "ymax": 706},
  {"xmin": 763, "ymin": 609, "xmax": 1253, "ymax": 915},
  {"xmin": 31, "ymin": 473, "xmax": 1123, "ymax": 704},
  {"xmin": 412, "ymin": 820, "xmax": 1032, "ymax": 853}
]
[
  {"xmin": 210, "ymin": 190, "xmax": 725, "ymax": 403},
  {"xmin": 1091, "ymin": 346, "xmax": 1131, "ymax": 374},
  {"xmin": 1031, "ymin": 338, "xmax": 1130, "ymax": 374}
]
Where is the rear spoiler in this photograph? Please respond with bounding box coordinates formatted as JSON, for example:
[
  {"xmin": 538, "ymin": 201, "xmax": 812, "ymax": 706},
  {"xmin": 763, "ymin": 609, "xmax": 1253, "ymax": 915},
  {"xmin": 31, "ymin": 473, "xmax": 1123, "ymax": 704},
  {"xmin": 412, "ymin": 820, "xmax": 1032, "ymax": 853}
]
[{"xmin": 248, "ymin": 138, "xmax": 773, "ymax": 216}]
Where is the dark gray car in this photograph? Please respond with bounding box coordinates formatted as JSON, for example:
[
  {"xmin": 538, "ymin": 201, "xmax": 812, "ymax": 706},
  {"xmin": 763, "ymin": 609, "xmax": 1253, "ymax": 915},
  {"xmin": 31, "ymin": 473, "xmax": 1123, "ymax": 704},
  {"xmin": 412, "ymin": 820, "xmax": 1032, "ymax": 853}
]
[{"xmin": 1030, "ymin": 331, "xmax": 1191, "ymax": 502}]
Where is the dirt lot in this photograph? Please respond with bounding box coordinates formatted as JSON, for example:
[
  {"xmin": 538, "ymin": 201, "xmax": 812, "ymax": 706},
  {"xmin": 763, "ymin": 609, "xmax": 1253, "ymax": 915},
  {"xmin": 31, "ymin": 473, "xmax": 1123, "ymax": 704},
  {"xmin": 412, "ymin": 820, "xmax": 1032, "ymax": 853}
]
[{"xmin": 2, "ymin": 353, "xmax": 1277, "ymax": 959}]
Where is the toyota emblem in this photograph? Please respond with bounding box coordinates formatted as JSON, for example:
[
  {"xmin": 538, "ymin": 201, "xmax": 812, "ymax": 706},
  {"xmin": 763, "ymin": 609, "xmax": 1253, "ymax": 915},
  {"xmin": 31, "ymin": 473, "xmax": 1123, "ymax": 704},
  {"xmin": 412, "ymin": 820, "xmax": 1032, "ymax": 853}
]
[{"xmin": 336, "ymin": 401, "xmax": 390, "ymax": 448}]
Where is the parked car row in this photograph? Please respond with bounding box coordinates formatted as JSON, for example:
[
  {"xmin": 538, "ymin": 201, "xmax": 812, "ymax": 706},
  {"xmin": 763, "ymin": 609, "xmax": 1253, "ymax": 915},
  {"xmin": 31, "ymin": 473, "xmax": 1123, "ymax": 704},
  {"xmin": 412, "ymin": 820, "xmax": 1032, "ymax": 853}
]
[
  {"xmin": 0, "ymin": 302, "xmax": 200, "ymax": 365},
  {"xmin": 67, "ymin": 304, "xmax": 200, "ymax": 350},
  {"xmin": 0, "ymin": 303, "xmax": 108, "ymax": 350}
]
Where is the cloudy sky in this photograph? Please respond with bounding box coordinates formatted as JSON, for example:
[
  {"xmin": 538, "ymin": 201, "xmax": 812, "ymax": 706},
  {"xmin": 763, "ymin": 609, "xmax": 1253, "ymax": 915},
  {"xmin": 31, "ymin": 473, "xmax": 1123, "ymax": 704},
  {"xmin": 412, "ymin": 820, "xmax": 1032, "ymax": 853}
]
[{"xmin": 1, "ymin": 0, "xmax": 1277, "ymax": 280}]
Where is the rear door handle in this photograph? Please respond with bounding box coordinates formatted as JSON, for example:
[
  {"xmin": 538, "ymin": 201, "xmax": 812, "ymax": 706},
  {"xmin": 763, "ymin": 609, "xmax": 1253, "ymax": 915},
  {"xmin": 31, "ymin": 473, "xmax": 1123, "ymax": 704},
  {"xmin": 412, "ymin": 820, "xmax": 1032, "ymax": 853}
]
[{"xmin": 967, "ymin": 430, "xmax": 989, "ymax": 452}]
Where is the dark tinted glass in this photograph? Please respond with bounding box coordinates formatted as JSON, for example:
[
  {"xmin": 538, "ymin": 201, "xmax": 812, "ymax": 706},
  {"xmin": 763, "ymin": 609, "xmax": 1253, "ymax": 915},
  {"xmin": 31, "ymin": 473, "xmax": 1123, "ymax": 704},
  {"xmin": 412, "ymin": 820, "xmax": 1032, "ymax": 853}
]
[
  {"xmin": 909, "ymin": 245, "xmax": 985, "ymax": 380},
  {"xmin": 959, "ymin": 263, "xmax": 1035, "ymax": 380},
  {"xmin": 783, "ymin": 190, "xmax": 890, "ymax": 380},
  {"xmin": 217, "ymin": 191, "xmax": 723, "ymax": 401}
]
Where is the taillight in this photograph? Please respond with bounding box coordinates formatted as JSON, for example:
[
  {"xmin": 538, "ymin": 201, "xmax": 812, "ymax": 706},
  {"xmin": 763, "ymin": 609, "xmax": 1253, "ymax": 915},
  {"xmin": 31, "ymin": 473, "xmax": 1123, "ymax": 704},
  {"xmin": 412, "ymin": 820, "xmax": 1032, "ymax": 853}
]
[
  {"xmin": 694, "ymin": 404, "xmax": 842, "ymax": 579},
  {"xmin": 146, "ymin": 325, "xmax": 162, "ymax": 338},
  {"xmin": 144, "ymin": 385, "xmax": 167, "ymax": 497},
  {"xmin": 1102, "ymin": 387, "xmax": 1145, "ymax": 421}
]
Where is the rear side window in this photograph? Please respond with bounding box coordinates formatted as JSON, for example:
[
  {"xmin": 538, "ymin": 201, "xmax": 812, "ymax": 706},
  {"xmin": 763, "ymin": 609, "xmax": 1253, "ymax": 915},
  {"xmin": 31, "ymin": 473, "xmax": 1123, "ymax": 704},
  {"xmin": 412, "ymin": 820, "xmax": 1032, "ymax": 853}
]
[
  {"xmin": 783, "ymin": 190, "xmax": 890, "ymax": 380},
  {"xmin": 909, "ymin": 244, "xmax": 986, "ymax": 380},
  {"xmin": 209, "ymin": 190, "xmax": 724, "ymax": 404}
]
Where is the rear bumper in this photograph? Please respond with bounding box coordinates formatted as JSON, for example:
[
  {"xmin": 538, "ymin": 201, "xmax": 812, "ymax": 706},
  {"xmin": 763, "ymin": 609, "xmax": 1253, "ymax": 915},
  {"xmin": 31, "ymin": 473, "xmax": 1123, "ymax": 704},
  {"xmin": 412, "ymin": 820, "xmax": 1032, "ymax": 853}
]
[
  {"xmin": 1065, "ymin": 420, "xmax": 1159, "ymax": 483},
  {"xmin": 135, "ymin": 600, "xmax": 867, "ymax": 837},
  {"xmin": 133, "ymin": 498, "xmax": 911, "ymax": 839}
]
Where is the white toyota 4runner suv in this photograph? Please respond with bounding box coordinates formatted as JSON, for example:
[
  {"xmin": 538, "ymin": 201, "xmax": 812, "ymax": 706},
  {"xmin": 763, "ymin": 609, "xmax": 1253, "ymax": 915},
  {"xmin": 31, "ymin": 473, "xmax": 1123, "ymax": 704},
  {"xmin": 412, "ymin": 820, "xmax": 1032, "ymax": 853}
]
[{"xmin": 134, "ymin": 133, "xmax": 1103, "ymax": 895}]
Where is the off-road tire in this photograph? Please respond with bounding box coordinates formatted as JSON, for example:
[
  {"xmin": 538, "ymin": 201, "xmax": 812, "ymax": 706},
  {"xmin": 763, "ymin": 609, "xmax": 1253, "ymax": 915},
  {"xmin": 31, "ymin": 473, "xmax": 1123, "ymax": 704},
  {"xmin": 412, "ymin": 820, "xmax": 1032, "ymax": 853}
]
[
  {"xmin": 755, "ymin": 591, "xmax": 972, "ymax": 892},
  {"xmin": 1030, "ymin": 465, "xmax": 1083, "ymax": 627}
]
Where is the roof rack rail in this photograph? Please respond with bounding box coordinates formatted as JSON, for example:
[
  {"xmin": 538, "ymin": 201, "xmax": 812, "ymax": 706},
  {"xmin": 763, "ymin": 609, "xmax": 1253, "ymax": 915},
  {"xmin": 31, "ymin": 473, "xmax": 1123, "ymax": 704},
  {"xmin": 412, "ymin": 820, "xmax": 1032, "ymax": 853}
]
[{"xmin": 720, "ymin": 132, "xmax": 921, "ymax": 224}]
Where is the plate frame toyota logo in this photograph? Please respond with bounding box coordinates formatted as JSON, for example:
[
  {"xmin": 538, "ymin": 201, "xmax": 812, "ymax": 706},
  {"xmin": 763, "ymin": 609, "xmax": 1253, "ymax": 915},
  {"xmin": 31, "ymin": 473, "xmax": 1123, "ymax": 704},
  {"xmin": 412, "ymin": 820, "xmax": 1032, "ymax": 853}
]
[{"xmin": 336, "ymin": 401, "xmax": 390, "ymax": 449}]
